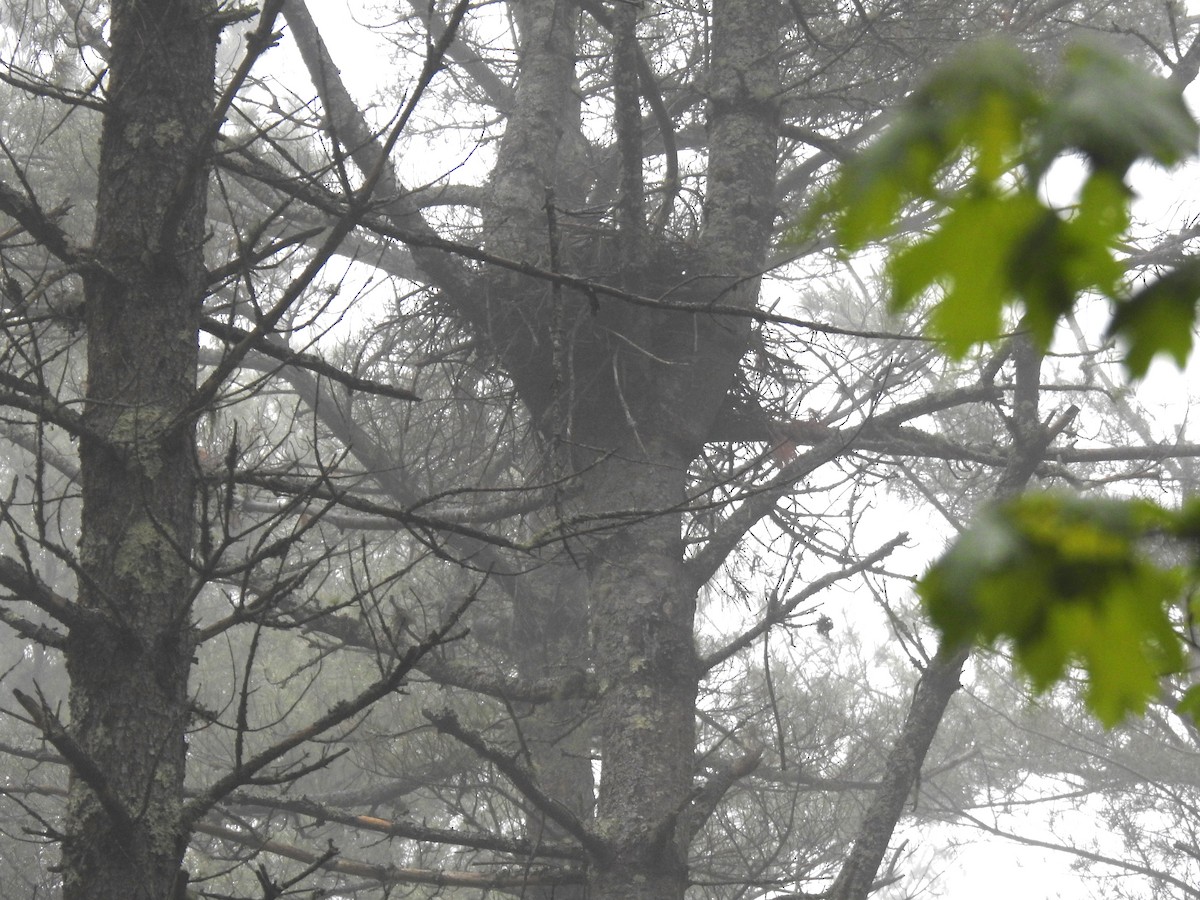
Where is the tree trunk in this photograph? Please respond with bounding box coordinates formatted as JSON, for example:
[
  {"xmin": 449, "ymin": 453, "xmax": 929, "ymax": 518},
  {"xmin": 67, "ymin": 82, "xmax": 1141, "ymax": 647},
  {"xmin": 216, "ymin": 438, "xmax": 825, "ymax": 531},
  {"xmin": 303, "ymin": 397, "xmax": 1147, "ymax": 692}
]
[
  {"xmin": 830, "ymin": 333, "xmax": 1050, "ymax": 899},
  {"xmin": 510, "ymin": 558, "xmax": 593, "ymax": 900},
  {"xmin": 475, "ymin": 0, "xmax": 781, "ymax": 893},
  {"xmin": 587, "ymin": 450, "xmax": 698, "ymax": 900},
  {"xmin": 64, "ymin": 1, "xmax": 215, "ymax": 897}
]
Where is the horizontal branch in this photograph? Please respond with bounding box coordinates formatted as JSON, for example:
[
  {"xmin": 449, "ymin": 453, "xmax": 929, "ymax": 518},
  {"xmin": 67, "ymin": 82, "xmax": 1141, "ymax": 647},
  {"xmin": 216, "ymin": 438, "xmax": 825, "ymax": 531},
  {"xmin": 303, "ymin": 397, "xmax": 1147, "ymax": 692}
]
[
  {"xmin": 201, "ymin": 317, "xmax": 419, "ymax": 401},
  {"xmin": 239, "ymin": 590, "xmax": 595, "ymax": 703},
  {"xmin": 234, "ymin": 471, "xmax": 530, "ymax": 554},
  {"xmin": 424, "ymin": 707, "xmax": 609, "ymax": 860},
  {"xmin": 225, "ymin": 793, "xmax": 586, "ymax": 861},
  {"xmin": 416, "ymin": 654, "xmax": 598, "ymax": 703},
  {"xmin": 686, "ymin": 380, "xmax": 1001, "ymax": 591},
  {"xmin": 701, "ymin": 532, "xmax": 908, "ymax": 671},
  {"xmin": 0, "ymin": 65, "xmax": 105, "ymax": 111},
  {"xmin": 0, "ymin": 371, "xmax": 91, "ymax": 439},
  {"xmin": 0, "ymin": 606, "xmax": 66, "ymax": 648},
  {"xmin": 0, "ymin": 180, "xmax": 85, "ymax": 264},
  {"xmin": 276, "ymin": 366, "xmax": 521, "ymax": 583},
  {"xmin": 217, "ymin": 150, "xmax": 931, "ymax": 343},
  {"xmin": 0, "ymin": 778, "xmax": 587, "ymax": 889},
  {"xmin": 0, "ymin": 555, "xmax": 87, "ymax": 630},
  {"xmin": 195, "ymin": 820, "xmax": 583, "ymax": 890}
]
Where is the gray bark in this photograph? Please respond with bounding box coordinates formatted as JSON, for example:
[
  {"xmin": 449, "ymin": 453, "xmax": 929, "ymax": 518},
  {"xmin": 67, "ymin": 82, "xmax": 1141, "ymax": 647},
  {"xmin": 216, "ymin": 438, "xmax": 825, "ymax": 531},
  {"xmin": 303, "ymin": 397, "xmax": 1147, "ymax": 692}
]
[
  {"xmin": 64, "ymin": 1, "xmax": 217, "ymax": 897},
  {"xmin": 471, "ymin": 0, "xmax": 783, "ymax": 895}
]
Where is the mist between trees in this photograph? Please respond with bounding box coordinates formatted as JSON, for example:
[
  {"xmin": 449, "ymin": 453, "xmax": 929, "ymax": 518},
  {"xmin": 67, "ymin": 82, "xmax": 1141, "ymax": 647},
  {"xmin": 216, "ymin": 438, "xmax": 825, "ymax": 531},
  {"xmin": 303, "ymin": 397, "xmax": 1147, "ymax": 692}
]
[{"xmin": 0, "ymin": 1, "xmax": 1198, "ymax": 899}]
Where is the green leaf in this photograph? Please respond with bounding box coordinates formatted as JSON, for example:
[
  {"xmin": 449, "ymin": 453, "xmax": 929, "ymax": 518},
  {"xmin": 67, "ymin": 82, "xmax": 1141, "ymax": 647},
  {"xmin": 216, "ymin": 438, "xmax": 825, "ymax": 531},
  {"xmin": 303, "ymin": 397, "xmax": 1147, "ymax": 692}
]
[
  {"xmin": 807, "ymin": 38, "xmax": 1199, "ymax": 364},
  {"xmin": 1004, "ymin": 210, "xmax": 1077, "ymax": 346},
  {"xmin": 889, "ymin": 189, "xmax": 1045, "ymax": 355},
  {"xmin": 1171, "ymin": 495, "xmax": 1200, "ymax": 540},
  {"xmin": 1176, "ymin": 685, "xmax": 1200, "ymax": 724},
  {"xmin": 797, "ymin": 39, "xmax": 1040, "ymax": 252},
  {"xmin": 1006, "ymin": 173, "xmax": 1130, "ymax": 345},
  {"xmin": 1107, "ymin": 258, "xmax": 1200, "ymax": 377},
  {"xmin": 919, "ymin": 493, "xmax": 1187, "ymax": 726},
  {"xmin": 1037, "ymin": 42, "xmax": 1200, "ymax": 179},
  {"xmin": 1077, "ymin": 574, "xmax": 1182, "ymax": 725}
]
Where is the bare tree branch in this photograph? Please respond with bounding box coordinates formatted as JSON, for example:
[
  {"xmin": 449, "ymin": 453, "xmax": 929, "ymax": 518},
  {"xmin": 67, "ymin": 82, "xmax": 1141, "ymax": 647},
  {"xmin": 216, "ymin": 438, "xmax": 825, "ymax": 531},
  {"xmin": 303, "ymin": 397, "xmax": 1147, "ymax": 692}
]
[
  {"xmin": 424, "ymin": 707, "xmax": 609, "ymax": 860},
  {"xmin": 13, "ymin": 687, "xmax": 136, "ymax": 839},
  {"xmin": 194, "ymin": 819, "xmax": 584, "ymax": 890}
]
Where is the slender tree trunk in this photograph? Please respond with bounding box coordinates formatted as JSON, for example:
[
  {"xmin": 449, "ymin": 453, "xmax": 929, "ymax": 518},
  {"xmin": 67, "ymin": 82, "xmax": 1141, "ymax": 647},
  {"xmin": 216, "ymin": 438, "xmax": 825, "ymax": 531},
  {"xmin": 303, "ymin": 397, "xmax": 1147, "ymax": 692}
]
[
  {"xmin": 831, "ymin": 333, "xmax": 1050, "ymax": 900},
  {"xmin": 64, "ymin": 2, "xmax": 215, "ymax": 897},
  {"xmin": 510, "ymin": 559, "xmax": 593, "ymax": 900},
  {"xmin": 587, "ymin": 450, "xmax": 698, "ymax": 900}
]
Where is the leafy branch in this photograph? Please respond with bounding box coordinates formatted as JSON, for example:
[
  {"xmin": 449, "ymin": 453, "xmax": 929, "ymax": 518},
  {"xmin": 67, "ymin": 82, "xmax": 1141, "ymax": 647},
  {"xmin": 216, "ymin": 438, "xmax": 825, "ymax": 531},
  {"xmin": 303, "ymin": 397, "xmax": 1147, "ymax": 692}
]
[{"xmin": 809, "ymin": 38, "xmax": 1200, "ymax": 726}]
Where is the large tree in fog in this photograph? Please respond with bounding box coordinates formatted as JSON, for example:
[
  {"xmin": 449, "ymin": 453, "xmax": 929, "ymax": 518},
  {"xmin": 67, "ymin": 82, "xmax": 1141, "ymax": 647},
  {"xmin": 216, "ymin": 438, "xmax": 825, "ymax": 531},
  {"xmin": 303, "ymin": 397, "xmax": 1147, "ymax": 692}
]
[{"xmin": 2, "ymin": 1, "xmax": 1200, "ymax": 899}]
